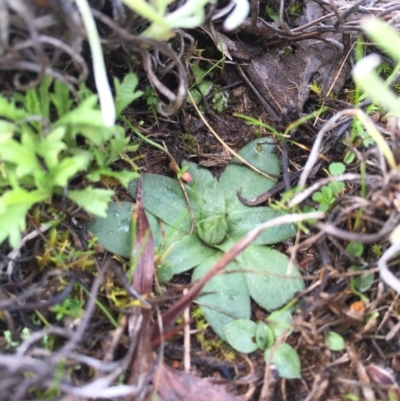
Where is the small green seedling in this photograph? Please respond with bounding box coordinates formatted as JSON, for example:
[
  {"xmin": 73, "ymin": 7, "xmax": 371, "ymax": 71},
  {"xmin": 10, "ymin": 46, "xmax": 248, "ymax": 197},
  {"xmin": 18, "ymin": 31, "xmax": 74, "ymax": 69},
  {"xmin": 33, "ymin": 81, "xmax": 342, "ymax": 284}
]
[
  {"xmin": 210, "ymin": 86, "xmax": 229, "ymax": 113},
  {"xmin": 189, "ymin": 63, "xmax": 229, "ymax": 113},
  {"xmin": 264, "ymin": 5, "xmax": 279, "ymax": 23},
  {"xmin": 347, "ymin": 241, "xmax": 374, "ymax": 298},
  {"xmin": 344, "ymin": 119, "xmax": 376, "ymax": 164},
  {"xmin": 4, "ymin": 327, "xmax": 31, "ymax": 348},
  {"xmin": 190, "ymin": 64, "xmax": 214, "ymax": 105},
  {"xmin": 143, "ymin": 86, "xmax": 158, "ymax": 116},
  {"xmin": 312, "ymin": 162, "xmax": 346, "ymax": 211},
  {"xmin": 265, "ymin": 2, "xmax": 301, "ymax": 24},
  {"xmin": 222, "ymin": 310, "xmax": 301, "ymax": 379},
  {"xmin": 51, "ymin": 297, "xmax": 85, "ymax": 321}
]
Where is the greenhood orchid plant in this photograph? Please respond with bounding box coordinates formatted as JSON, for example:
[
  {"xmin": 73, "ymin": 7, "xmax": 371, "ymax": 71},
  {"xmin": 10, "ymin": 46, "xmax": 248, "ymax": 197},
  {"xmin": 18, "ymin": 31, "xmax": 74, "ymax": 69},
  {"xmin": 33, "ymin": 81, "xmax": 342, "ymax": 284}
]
[{"xmin": 89, "ymin": 138, "xmax": 304, "ymax": 340}]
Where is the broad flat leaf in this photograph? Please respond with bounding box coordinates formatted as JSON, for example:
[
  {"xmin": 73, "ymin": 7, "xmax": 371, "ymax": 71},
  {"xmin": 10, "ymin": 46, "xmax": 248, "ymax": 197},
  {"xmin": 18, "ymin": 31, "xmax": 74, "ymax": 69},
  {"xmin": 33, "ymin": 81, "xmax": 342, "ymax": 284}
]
[
  {"xmin": 88, "ymin": 202, "xmax": 164, "ymax": 257},
  {"xmin": 329, "ymin": 162, "xmax": 346, "ymax": 175},
  {"xmin": 192, "ymin": 253, "xmax": 250, "ymax": 340},
  {"xmin": 213, "ymin": 237, "xmax": 236, "ymax": 253},
  {"xmin": 351, "ymin": 265, "xmax": 374, "ymax": 292},
  {"xmin": 91, "ymin": 149, "xmax": 107, "ymax": 169},
  {"xmin": 219, "ymin": 138, "xmax": 280, "ymax": 212},
  {"xmin": 67, "ymin": 187, "xmax": 114, "ymax": 217},
  {"xmin": 183, "ymin": 160, "xmax": 214, "ymax": 192},
  {"xmin": 88, "ymin": 201, "xmax": 133, "ymax": 257},
  {"xmin": 162, "ymin": 223, "xmax": 188, "ymax": 248},
  {"xmin": 114, "ymin": 73, "xmax": 143, "ymax": 117},
  {"xmin": 312, "ymin": 192, "xmax": 325, "ymax": 203},
  {"xmin": 264, "ymin": 343, "xmax": 301, "ymax": 379},
  {"xmin": 237, "ymin": 245, "xmax": 305, "ymax": 311},
  {"xmin": 166, "ymin": 233, "xmax": 215, "ymax": 274},
  {"xmin": 128, "ymin": 174, "xmax": 202, "ymax": 233},
  {"xmin": 223, "ymin": 319, "xmax": 258, "ymax": 353},
  {"xmin": 327, "ymin": 331, "xmax": 345, "ymax": 351},
  {"xmin": 201, "ymin": 181, "xmax": 226, "ymax": 219},
  {"xmin": 190, "ymin": 88, "xmax": 202, "ymax": 105},
  {"xmin": 346, "ymin": 241, "xmax": 364, "ymax": 257},
  {"xmin": 227, "ymin": 207, "xmax": 296, "ymax": 244},
  {"xmin": 157, "ymin": 262, "xmax": 174, "ymax": 282},
  {"xmin": 183, "ymin": 160, "xmax": 226, "ymax": 219},
  {"xmin": 256, "ymin": 321, "xmax": 274, "ymax": 350},
  {"xmin": 183, "ymin": 161, "xmax": 227, "ymax": 244}
]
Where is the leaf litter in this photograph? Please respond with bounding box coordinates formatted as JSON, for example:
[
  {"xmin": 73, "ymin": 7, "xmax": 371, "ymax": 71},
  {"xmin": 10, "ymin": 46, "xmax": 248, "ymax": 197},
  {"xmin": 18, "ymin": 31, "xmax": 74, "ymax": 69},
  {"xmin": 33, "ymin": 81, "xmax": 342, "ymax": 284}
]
[{"xmin": 2, "ymin": 1, "xmax": 400, "ymax": 400}]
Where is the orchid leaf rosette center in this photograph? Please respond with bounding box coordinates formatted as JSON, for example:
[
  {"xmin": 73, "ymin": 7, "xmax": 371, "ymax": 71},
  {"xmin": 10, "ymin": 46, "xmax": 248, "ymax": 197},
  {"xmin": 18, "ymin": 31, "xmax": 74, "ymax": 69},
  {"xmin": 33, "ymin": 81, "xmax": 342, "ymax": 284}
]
[{"xmin": 89, "ymin": 138, "xmax": 304, "ymax": 339}]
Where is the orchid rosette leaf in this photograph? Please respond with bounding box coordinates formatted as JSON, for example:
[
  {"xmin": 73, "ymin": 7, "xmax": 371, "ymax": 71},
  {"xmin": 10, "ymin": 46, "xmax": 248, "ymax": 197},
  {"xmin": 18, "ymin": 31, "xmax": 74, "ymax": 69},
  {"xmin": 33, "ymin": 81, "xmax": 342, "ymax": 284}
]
[{"xmin": 89, "ymin": 138, "xmax": 305, "ymax": 339}]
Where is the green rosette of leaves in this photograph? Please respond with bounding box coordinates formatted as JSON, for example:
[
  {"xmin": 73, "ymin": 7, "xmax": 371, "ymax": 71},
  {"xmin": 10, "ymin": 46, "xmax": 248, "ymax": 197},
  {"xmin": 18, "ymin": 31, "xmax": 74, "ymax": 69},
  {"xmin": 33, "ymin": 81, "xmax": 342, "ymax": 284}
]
[{"xmin": 89, "ymin": 138, "xmax": 304, "ymax": 340}]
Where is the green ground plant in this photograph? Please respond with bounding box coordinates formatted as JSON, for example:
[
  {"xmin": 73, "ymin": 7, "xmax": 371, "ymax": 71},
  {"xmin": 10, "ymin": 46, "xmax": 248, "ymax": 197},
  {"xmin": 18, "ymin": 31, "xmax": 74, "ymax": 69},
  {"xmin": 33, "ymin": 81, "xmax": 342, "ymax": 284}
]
[
  {"xmin": 312, "ymin": 162, "xmax": 346, "ymax": 212},
  {"xmin": 346, "ymin": 241, "xmax": 374, "ymax": 300},
  {"xmin": 327, "ymin": 331, "xmax": 345, "ymax": 351},
  {"xmin": 0, "ymin": 73, "xmax": 142, "ymax": 248},
  {"xmin": 189, "ymin": 62, "xmax": 230, "ymax": 113},
  {"xmin": 179, "ymin": 132, "xmax": 198, "ymax": 152},
  {"xmin": 264, "ymin": 1, "xmax": 302, "ymax": 23},
  {"xmin": 51, "ymin": 296, "xmax": 85, "ymax": 321},
  {"xmin": 143, "ymin": 86, "xmax": 158, "ymax": 116},
  {"xmin": 223, "ymin": 309, "xmax": 301, "ymax": 379},
  {"xmin": 89, "ymin": 138, "xmax": 305, "ymax": 360},
  {"xmin": 4, "ymin": 327, "xmax": 30, "ymax": 348}
]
